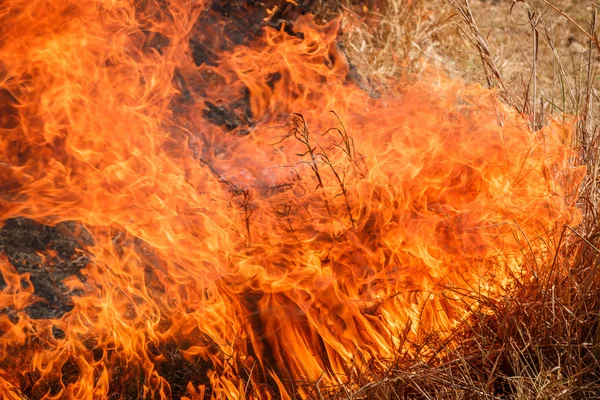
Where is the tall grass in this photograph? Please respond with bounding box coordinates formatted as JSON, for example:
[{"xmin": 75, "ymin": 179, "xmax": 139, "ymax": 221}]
[{"xmin": 306, "ymin": 1, "xmax": 600, "ymax": 398}]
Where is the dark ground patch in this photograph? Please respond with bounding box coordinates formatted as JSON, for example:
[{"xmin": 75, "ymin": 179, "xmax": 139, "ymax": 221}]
[{"xmin": 0, "ymin": 217, "xmax": 92, "ymax": 320}]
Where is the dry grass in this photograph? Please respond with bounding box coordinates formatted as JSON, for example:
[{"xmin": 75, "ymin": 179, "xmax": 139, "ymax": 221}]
[
  {"xmin": 315, "ymin": 0, "xmax": 456, "ymax": 83},
  {"xmin": 305, "ymin": 0, "xmax": 600, "ymax": 398}
]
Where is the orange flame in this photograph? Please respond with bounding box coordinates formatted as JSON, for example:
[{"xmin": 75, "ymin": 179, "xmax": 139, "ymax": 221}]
[{"xmin": 0, "ymin": 0, "xmax": 584, "ymax": 398}]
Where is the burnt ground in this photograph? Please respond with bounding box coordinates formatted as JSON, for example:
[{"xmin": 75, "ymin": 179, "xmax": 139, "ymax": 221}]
[{"xmin": 0, "ymin": 217, "xmax": 92, "ymax": 320}]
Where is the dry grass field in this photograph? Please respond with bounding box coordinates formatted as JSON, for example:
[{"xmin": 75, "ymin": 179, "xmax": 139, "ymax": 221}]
[{"xmin": 313, "ymin": 1, "xmax": 600, "ymax": 398}]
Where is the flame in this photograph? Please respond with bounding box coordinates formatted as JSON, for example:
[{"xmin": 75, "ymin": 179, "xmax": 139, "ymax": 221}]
[{"xmin": 0, "ymin": 0, "xmax": 585, "ymax": 398}]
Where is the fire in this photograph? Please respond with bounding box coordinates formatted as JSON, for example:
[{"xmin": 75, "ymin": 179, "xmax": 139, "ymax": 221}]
[{"xmin": 0, "ymin": 0, "xmax": 584, "ymax": 398}]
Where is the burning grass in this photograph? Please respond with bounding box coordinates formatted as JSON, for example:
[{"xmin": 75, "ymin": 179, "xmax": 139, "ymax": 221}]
[
  {"xmin": 322, "ymin": 0, "xmax": 600, "ymax": 398},
  {"xmin": 0, "ymin": 0, "xmax": 598, "ymax": 399}
]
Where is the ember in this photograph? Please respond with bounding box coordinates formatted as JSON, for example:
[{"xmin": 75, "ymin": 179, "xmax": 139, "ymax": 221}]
[{"xmin": 0, "ymin": 0, "xmax": 584, "ymax": 398}]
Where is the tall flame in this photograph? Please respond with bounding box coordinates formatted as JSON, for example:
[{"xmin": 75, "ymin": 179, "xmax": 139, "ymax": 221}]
[{"xmin": 0, "ymin": 0, "xmax": 585, "ymax": 398}]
